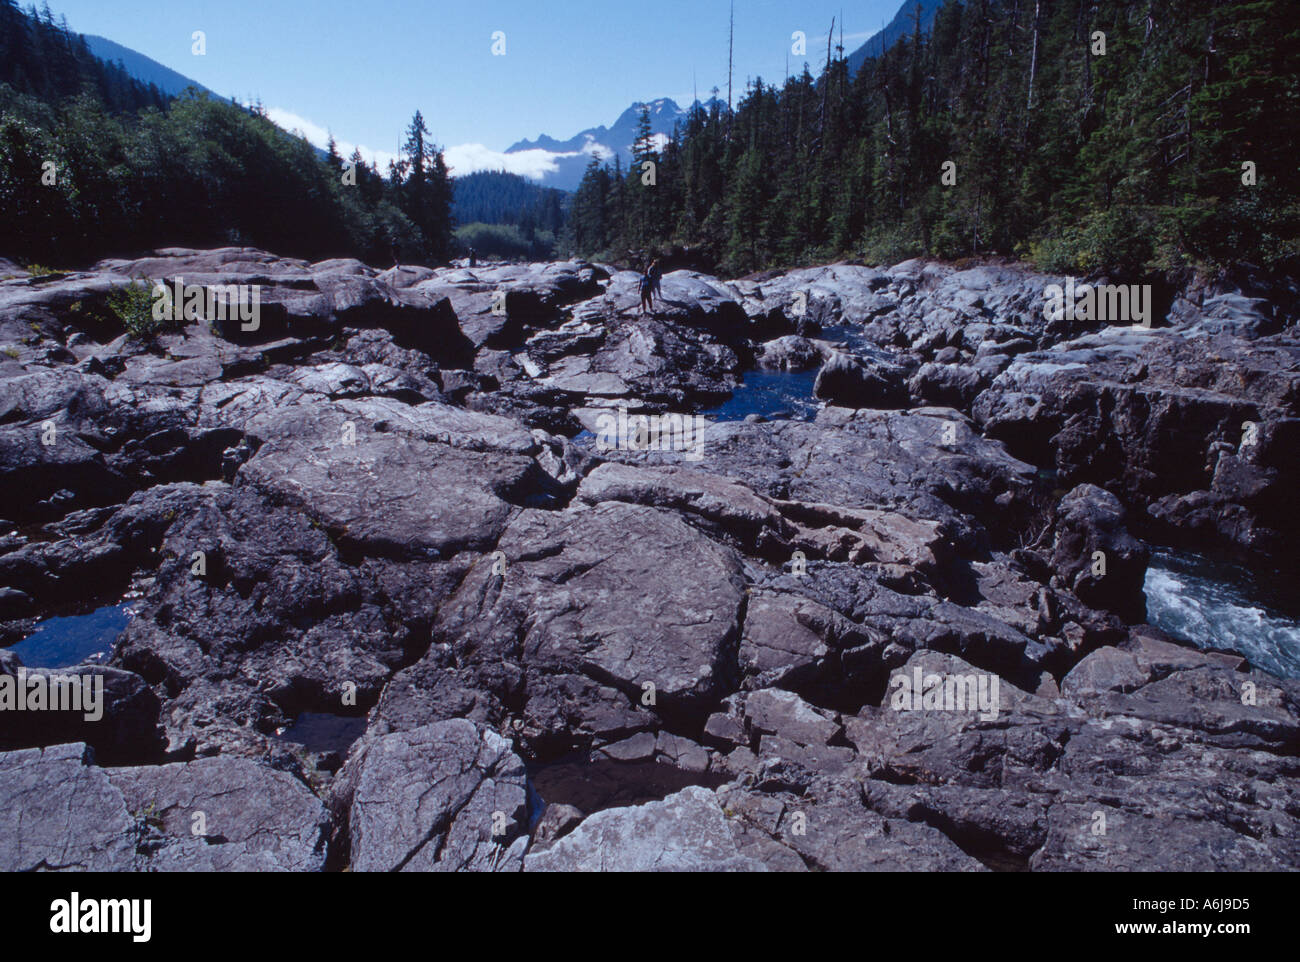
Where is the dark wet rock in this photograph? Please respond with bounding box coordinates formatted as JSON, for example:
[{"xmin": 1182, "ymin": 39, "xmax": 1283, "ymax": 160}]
[
  {"xmin": 813, "ymin": 351, "xmax": 909, "ymax": 409},
  {"xmin": 0, "ymin": 661, "xmax": 164, "ymax": 763},
  {"xmin": 1047, "ymin": 484, "xmax": 1149, "ymax": 622}
]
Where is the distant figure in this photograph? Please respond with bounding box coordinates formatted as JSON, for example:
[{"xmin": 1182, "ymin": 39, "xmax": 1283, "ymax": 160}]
[
  {"xmin": 390, "ymin": 241, "xmax": 401, "ymax": 268},
  {"xmin": 468, "ymin": 247, "xmax": 477, "ymax": 268},
  {"xmin": 638, "ymin": 269, "xmax": 654, "ymax": 315},
  {"xmin": 648, "ymin": 258, "xmax": 662, "ymax": 301}
]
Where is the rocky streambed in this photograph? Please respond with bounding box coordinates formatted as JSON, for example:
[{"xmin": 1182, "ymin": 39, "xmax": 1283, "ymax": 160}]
[{"xmin": 0, "ymin": 248, "xmax": 1297, "ymax": 871}]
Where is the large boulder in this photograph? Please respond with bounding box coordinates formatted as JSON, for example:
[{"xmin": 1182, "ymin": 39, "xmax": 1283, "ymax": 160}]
[
  {"xmin": 813, "ymin": 351, "xmax": 909, "ymax": 409},
  {"xmin": 1049, "ymin": 484, "xmax": 1149, "ymax": 623}
]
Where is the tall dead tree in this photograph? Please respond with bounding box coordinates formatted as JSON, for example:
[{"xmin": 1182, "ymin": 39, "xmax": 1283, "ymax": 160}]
[
  {"xmin": 726, "ymin": 0, "xmax": 734, "ymax": 139},
  {"xmin": 1027, "ymin": 0, "xmax": 1041, "ymax": 111}
]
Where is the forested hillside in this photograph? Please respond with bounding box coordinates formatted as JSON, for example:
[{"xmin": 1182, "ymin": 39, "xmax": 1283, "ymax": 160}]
[
  {"xmin": 0, "ymin": 1, "xmax": 455, "ymax": 266},
  {"xmin": 0, "ymin": 1, "xmax": 169, "ymax": 113},
  {"xmin": 452, "ymin": 170, "xmax": 568, "ymax": 260},
  {"xmin": 566, "ymin": 0, "xmax": 1299, "ymax": 278},
  {"xmin": 453, "ymin": 170, "xmax": 566, "ymax": 232}
]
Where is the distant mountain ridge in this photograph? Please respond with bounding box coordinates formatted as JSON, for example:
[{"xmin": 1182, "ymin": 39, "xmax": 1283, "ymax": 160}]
[
  {"xmin": 845, "ymin": 0, "xmax": 944, "ymax": 75},
  {"xmin": 77, "ymin": 2, "xmax": 937, "ymax": 196},
  {"xmin": 82, "ymin": 34, "xmax": 212, "ymax": 98},
  {"xmin": 505, "ymin": 97, "xmax": 693, "ymax": 191},
  {"xmin": 505, "ymin": 0, "xmax": 940, "ymax": 190}
]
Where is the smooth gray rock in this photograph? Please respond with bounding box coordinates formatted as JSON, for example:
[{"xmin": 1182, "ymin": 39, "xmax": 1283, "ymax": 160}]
[
  {"xmin": 525, "ymin": 786, "xmax": 767, "ymax": 872},
  {"xmin": 341, "ymin": 720, "xmax": 528, "ymax": 872}
]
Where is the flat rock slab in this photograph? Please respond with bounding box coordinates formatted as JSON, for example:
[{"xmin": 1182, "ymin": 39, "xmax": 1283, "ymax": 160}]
[
  {"xmin": 0, "ymin": 743, "xmax": 138, "ymax": 871},
  {"xmin": 238, "ymin": 414, "xmax": 537, "ymax": 557},
  {"xmin": 109, "ymin": 755, "xmax": 328, "ymax": 871},
  {"xmin": 525, "ymin": 785, "xmax": 767, "ymax": 872},
  {"xmin": 344, "ymin": 720, "xmax": 528, "ymax": 872},
  {"xmin": 0, "ymin": 742, "xmax": 327, "ymax": 871},
  {"xmin": 434, "ymin": 501, "xmax": 747, "ymax": 718}
]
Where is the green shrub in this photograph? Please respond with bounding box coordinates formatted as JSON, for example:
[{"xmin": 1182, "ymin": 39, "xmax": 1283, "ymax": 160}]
[
  {"xmin": 455, "ymin": 222, "xmax": 555, "ymax": 261},
  {"xmin": 857, "ymin": 223, "xmax": 925, "ymax": 268},
  {"xmin": 107, "ymin": 279, "xmax": 166, "ymax": 339}
]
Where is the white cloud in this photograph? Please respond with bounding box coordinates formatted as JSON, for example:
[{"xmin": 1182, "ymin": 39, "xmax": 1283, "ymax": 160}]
[
  {"xmin": 443, "ymin": 140, "xmax": 614, "ymax": 180},
  {"xmin": 264, "ymin": 106, "xmax": 398, "ymax": 171},
  {"xmin": 443, "ymin": 143, "xmax": 563, "ymax": 179},
  {"xmin": 265, "ymin": 106, "xmax": 622, "ymax": 184}
]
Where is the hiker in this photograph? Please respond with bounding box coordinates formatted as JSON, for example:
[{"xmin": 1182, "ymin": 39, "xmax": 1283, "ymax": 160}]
[
  {"xmin": 648, "ymin": 258, "xmax": 662, "ymax": 301},
  {"xmin": 390, "ymin": 240, "xmax": 401, "ymax": 268},
  {"xmin": 468, "ymin": 247, "xmax": 477, "ymax": 268},
  {"xmin": 638, "ymin": 267, "xmax": 654, "ymax": 315}
]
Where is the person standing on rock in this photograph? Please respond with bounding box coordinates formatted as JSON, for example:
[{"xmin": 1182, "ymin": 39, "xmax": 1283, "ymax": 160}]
[
  {"xmin": 649, "ymin": 258, "xmax": 663, "ymax": 302},
  {"xmin": 468, "ymin": 247, "xmax": 477, "ymax": 268},
  {"xmin": 638, "ymin": 267, "xmax": 654, "ymax": 315}
]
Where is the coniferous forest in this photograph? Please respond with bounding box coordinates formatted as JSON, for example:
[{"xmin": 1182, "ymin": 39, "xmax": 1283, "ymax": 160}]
[
  {"xmin": 2, "ymin": 0, "xmax": 1297, "ymax": 278},
  {"xmin": 452, "ymin": 170, "xmax": 568, "ymax": 261},
  {"xmin": 0, "ymin": 0, "xmax": 454, "ymax": 266},
  {"xmin": 566, "ymin": 0, "xmax": 1299, "ymax": 279}
]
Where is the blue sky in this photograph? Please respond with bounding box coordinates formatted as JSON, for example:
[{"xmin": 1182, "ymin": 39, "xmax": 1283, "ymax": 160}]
[{"xmin": 43, "ymin": 0, "xmax": 904, "ymax": 176}]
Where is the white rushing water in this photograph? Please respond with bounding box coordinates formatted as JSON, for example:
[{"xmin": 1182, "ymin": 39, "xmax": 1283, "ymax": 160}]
[{"xmin": 1144, "ymin": 549, "xmax": 1300, "ymax": 679}]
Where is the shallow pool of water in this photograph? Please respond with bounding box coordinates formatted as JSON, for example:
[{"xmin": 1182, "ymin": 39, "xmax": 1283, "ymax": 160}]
[
  {"xmin": 273, "ymin": 712, "xmax": 369, "ymax": 754},
  {"xmin": 701, "ymin": 322, "xmax": 893, "ymax": 423},
  {"xmin": 702, "ymin": 367, "xmax": 821, "ymax": 422},
  {"xmin": 1144, "ymin": 548, "xmax": 1300, "ymax": 679},
  {"xmin": 8, "ymin": 602, "xmax": 135, "ymax": 669},
  {"xmin": 528, "ymin": 755, "xmax": 728, "ymax": 817}
]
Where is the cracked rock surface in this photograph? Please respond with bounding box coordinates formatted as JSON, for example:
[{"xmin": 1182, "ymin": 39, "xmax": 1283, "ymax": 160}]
[{"xmin": 1, "ymin": 248, "xmax": 1297, "ymax": 870}]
